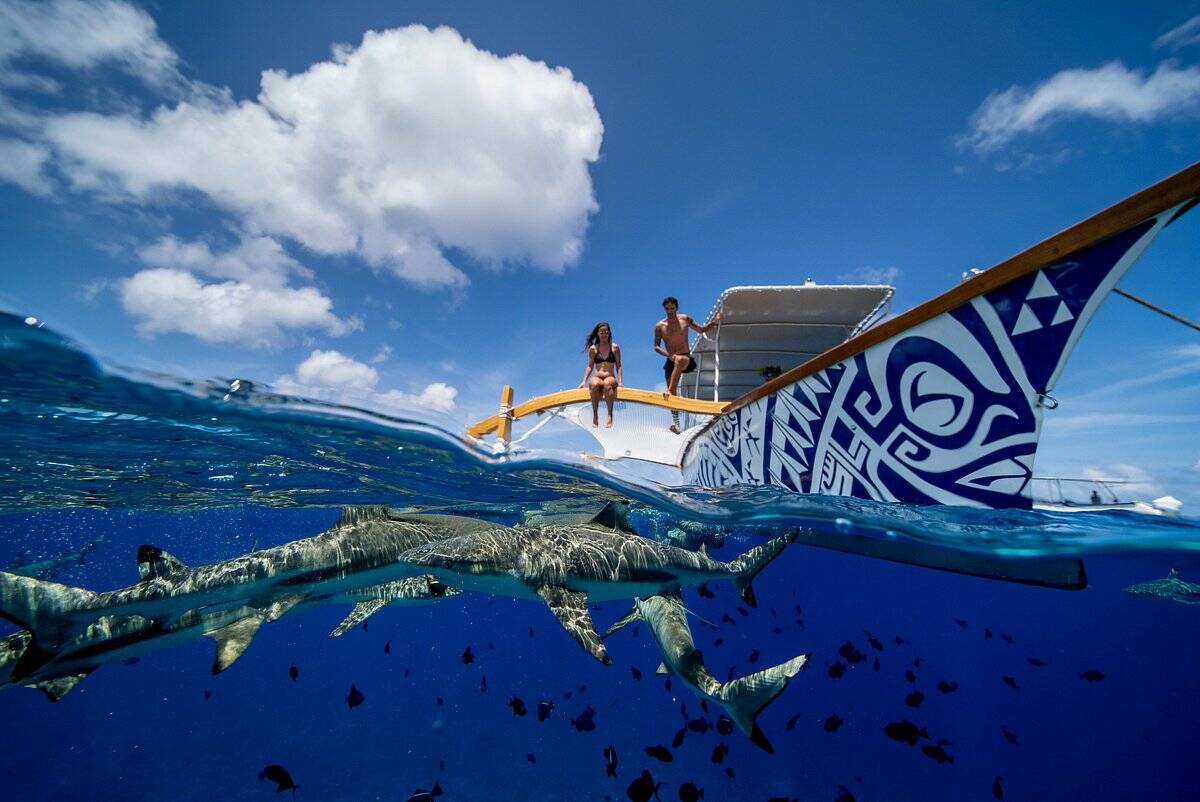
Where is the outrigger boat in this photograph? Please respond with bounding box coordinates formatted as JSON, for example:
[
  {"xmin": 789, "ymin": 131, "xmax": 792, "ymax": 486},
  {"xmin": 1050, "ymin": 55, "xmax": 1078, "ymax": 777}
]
[{"xmin": 468, "ymin": 162, "xmax": 1200, "ymax": 518}]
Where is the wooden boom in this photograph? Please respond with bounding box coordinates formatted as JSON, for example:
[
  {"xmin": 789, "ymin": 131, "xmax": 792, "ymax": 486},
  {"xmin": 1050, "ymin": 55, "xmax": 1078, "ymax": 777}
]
[{"xmin": 467, "ymin": 386, "xmax": 728, "ymax": 439}]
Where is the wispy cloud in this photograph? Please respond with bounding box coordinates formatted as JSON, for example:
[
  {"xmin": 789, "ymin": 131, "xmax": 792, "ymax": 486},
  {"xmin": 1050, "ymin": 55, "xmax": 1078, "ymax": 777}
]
[
  {"xmin": 1155, "ymin": 16, "xmax": 1200, "ymax": 51},
  {"xmin": 960, "ymin": 60, "xmax": 1200, "ymax": 153},
  {"xmin": 838, "ymin": 265, "xmax": 901, "ymax": 285},
  {"xmin": 1046, "ymin": 412, "xmax": 1200, "ymax": 431}
]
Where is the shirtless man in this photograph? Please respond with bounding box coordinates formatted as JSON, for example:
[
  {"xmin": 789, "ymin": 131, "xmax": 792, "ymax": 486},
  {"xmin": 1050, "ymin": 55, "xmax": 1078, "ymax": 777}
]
[{"xmin": 654, "ymin": 296, "xmax": 720, "ymax": 431}]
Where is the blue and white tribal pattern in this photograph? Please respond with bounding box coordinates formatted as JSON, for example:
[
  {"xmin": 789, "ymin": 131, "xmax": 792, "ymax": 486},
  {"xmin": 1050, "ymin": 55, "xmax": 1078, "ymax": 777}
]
[{"xmin": 683, "ymin": 209, "xmax": 1181, "ymax": 508}]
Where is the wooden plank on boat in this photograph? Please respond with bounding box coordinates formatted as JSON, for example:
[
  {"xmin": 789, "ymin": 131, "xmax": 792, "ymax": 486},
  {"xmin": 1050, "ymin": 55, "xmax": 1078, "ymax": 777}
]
[
  {"xmin": 725, "ymin": 159, "xmax": 1200, "ymax": 414},
  {"xmin": 466, "ymin": 387, "xmax": 728, "ymax": 438}
]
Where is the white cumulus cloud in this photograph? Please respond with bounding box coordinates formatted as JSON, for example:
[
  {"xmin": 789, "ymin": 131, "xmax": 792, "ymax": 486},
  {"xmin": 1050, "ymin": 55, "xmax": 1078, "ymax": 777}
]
[
  {"xmin": 960, "ymin": 60, "xmax": 1200, "ymax": 153},
  {"xmin": 276, "ymin": 350, "xmax": 457, "ymax": 414},
  {"xmin": 33, "ymin": 23, "xmax": 602, "ymax": 288}
]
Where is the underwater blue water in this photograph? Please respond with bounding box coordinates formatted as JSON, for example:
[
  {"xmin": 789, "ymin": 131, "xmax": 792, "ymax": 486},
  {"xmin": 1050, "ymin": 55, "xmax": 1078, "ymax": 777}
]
[{"xmin": 1, "ymin": 311, "xmax": 1199, "ymax": 801}]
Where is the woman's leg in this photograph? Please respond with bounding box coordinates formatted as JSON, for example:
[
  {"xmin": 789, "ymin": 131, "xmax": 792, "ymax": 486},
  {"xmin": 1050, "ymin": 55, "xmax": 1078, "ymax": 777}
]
[
  {"xmin": 603, "ymin": 377, "xmax": 616, "ymax": 427},
  {"xmin": 588, "ymin": 377, "xmax": 602, "ymax": 425}
]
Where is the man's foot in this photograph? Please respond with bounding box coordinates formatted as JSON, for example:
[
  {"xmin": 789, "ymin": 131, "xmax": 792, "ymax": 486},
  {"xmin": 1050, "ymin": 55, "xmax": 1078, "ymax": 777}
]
[
  {"xmin": 668, "ymin": 423, "xmax": 680, "ymax": 434},
  {"xmin": 605, "ymin": 416, "xmax": 613, "ymax": 428},
  {"xmin": 592, "ymin": 416, "xmax": 599, "ymax": 427}
]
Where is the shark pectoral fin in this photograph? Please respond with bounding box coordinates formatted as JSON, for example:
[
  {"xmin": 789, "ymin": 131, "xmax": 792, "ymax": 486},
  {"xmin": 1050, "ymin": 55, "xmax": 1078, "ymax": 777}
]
[
  {"xmin": 601, "ymin": 606, "xmax": 642, "ymax": 640},
  {"xmin": 655, "ymin": 662, "xmax": 669, "ymax": 675},
  {"xmin": 329, "ymin": 600, "xmax": 388, "ymax": 639},
  {"xmin": 206, "ymin": 614, "xmax": 265, "ymax": 674},
  {"xmin": 30, "ymin": 670, "xmax": 93, "ymax": 702},
  {"xmin": 264, "ymin": 595, "xmax": 306, "ymax": 623},
  {"xmin": 537, "ymin": 586, "xmax": 611, "ymax": 665}
]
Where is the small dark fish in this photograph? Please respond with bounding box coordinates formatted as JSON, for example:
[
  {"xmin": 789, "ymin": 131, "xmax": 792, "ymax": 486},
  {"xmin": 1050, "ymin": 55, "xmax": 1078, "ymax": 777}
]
[
  {"xmin": 121, "ymin": 657, "xmax": 140, "ymax": 665},
  {"xmin": 461, "ymin": 646, "xmax": 474, "ymax": 664},
  {"xmin": 572, "ymin": 706, "xmax": 596, "ymax": 732},
  {"xmin": 748, "ymin": 649, "xmax": 760, "ymax": 664},
  {"xmin": 883, "ymin": 720, "xmax": 928, "ymax": 745},
  {"xmin": 905, "ymin": 691, "xmax": 924, "ymax": 708},
  {"xmin": 912, "ymin": 657, "xmax": 922, "ymax": 668},
  {"xmin": 631, "ymin": 666, "xmax": 643, "ymax": 681},
  {"xmin": 835, "ymin": 785, "xmax": 856, "ymax": 802},
  {"xmin": 823, "ymin": 715, "xmax": 844, "ymax": 734},
  {"xmin": 678, "ymin": 781, "xmax": 704, "ymax": 802},
  {"xmin": 529, "ymin": 627, "xmax": 535, "ymax": 638},
  {"xmin": 509, "ymin": 694, "xmax": 527, "ymax": 716},
  {"xmin": 346, "ymin": 683, "xmax": 365, "ymax": 709},
  {"xmin": 289, "ymin": 663, "xmax": 299, "ymax": 682},
  {"xmin": 1001, "ymin": 675, "xmax": 1019, "ymax": 690},
  {"xmin": 687, "ymin": 717, "xmax": 711, "ymax": 734},
  {"xmin": 873, "ymin": 656, "xmax": 880, "ymax": 673},
  {"xmin": 631, "ymin": 625, "xmax": 639, "ymax": 638},
  {"xmin": 784, "ymin": 712, "xmax": 802, "ymax": 731},
  {"xmin": 954, "ymin": 618, "xmax": 969, "ymax": 629},
  {"xmin": 1000, "ymin": 633, "xmax": 1015, "ymax": 644},
  {"xmin": 711, "ymin": 742, "xmax": 728, "ymax": 764},
  {"xmin": 984, "ymin": 628, "xmax": 993, "ymax": 639},
  {"xmin": 578, "ymin": 684, "xmax": 588, "ymax": 693},
  {"xmin": 936, "ymin": 679, "xmax": 958, "ymax": 694},
  {"xmin": 721, "ymin": 613, "xmax": 737, "ymax": 626},
  {"xmin": 260, "ymin": 764, "xmax": 299, "ymax": 795},
  {"xmin": 526, "ymin": 753, "xmax": 536, "ymax": 764},
  {"xmin": 921, "ymin": 743, "xmax": 954, "ymax": 765},
  {"xmin": 828, "ymin": 661, "xmax": 846, "ymax": 679},
  {"xmin": 713, "ymin": 637, "xmax": 724, "ymax": 647},
  {"xmin": 864, "ymin": 632, "xmax": 883, "ymax": 652},
  {"xmin": 1000, "ymin": 726, "xmax": 1020, "ymax": 745},
  {"xmin": 604, "ymin": 745, "xmax": 618, "ymax": 778},
  {"xmin": 480, "ymin": 674, "xmax": 488, "ymax": 693},
  {"xmin": 436, "ymin": 696, "xmax": 444, "ymax": 706},
  {"xmin": 403, "ymin": 668, "xmax": 410, "ymax": 678},
  {"xmin": 724, "ymin": 767, "xmax": 735, "ymax": 779},
  {"xmin": 672, "ymin": 727, "xmax": 687, "ymax": 749},
  {"xmin": 1080, "ymin": 669, "xmax": 1106, "ymax": 682},
  {"xmin": 993, "ymin": 775, "xmax": 1004, "ymax": 800},
  {"xmin": 537, "ymin": 700, "xmax": 554, "ymax": 721},
  {"xmin": 626, "ymin": 769, "xmax": 660, "ymax": 802},
  {"xmin": 698, "ymin": 583, "xmax": 714, "ymax": 598},
  {"xmin": 383, "ymin": 640, "xmax": 392, "ymax": 655},
  {"xmin": 1027, "ymin": 657, "xmax": 1049, "ymax": 668},
  {"xmin": 203, "ymin": 689, "xmax": 212, "ymax": 701},
  {"xmin": 905, "ymin": 669, "xmax": 916, "ymax": 684},
  {"xmin": 718, "ymin": 714, "xmax": 735, "ymax": 735},
  {"xmin": 838, "ymin": 641, "xmax": 866, "ymax": 664},
  {"xmin": 894, "ymin": 635, "xmax": 910, "ymax": 645},
  {"xmin": 645, "ymin": 745, "xmax": 673, "ymax": 762},
  {"xmin": 405, "ymin": 782, "xmax": 443, "ymax": 802},
  {"xmin": 771, "ymin": 626, "xmax": 783, "ymax": 635}
]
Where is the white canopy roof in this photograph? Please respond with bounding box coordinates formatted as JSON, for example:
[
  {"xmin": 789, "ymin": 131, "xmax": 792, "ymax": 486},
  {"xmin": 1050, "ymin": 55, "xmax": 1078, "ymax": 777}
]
[{"xmin": 682, "ymin": 283, "xmax": 894, "ymax": 402}]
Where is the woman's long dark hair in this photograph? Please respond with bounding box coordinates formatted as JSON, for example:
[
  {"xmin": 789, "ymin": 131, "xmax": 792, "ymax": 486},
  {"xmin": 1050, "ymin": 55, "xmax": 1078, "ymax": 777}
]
[{"xmin": 585, "ymin": 321, "xmax": 613, "ymax": 351}]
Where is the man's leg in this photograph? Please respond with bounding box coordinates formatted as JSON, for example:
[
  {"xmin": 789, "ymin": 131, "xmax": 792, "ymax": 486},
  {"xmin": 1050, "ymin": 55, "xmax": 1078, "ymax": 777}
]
[{"xmin": 667, "ymin": 354, "xmax": 687, "ymax": 395}]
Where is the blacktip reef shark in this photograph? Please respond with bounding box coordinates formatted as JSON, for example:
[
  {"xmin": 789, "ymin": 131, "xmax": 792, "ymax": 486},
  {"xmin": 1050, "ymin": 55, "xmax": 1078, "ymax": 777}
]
[
  {"xmin": 0, "ymin": 546, "xmax": 456, "ymax": 701},
  {"xmin": 1123, "ymin": 568, "xmax": 1200, "ymax": 605},
  {"xmin": 0, "ymin": 506, "xmax": 486, "ymax": 683},
  {"xmin": 605, "ymin": 592, "xmax": 807, "ymax": 753},
  {"xmin": 395, "ymin": 501, "xmax": 797, "ymax": 665}
]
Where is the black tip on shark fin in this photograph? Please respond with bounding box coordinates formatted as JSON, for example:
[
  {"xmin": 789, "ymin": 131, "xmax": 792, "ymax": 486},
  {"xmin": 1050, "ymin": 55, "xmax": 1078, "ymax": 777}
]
[
  {"xmin": 588, "ymin": 500, "xmax": 635, "ymax": 534},
  {"xmin": 136, "ymin": 545, "xmax": 188, "ymax": 581},
  {"xmin": 749, "ymin": 722, "xmax": 775, "ymax": 753}
]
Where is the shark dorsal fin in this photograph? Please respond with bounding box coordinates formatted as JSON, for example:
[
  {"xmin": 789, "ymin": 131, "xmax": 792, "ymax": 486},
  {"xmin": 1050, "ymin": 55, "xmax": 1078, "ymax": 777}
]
[
  {"xmin": 1168, "ymin": 568, "xmax": 1180, "ymax": 579},
  {"xmin": 136, "ymin": 545, "xmax": 188, "ymax": 581},
  {"xmin": 336, "ymin": 506, "xmax": 394, "ymax": 527},
  {"xmin": 206, "ymin": 614, "xmax": 265, "ymax": 674},
  {"xmin": 589, "ymin": 501, "xmax": 635, "ymax": 534}
]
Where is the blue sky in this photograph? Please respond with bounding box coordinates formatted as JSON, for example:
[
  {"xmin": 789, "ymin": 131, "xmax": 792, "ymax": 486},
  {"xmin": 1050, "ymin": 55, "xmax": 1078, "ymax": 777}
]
[{"xmin": 1, "ymin": 0, "xmax": 1198, "ymax": 505}]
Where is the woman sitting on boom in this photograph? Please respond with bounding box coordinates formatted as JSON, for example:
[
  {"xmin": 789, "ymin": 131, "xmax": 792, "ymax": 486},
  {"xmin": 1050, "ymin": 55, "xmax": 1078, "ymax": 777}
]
[{"xmin": 579, "ymin": 321, "xmax": 622, "ymax": 428}]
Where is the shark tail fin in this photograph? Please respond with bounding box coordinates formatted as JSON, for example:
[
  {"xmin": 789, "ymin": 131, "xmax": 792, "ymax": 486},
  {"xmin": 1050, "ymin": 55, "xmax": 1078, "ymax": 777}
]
[
  {"xmin": 0, "ymin": 570, "xmax": 96, "ymax": 680},
  {"xmin": 728, "ymin": 529, "xmax": 797, "ymax": 607},
  {"xmin": 716, "ymin": 652, "xmax": 808, "ymax": 753}
]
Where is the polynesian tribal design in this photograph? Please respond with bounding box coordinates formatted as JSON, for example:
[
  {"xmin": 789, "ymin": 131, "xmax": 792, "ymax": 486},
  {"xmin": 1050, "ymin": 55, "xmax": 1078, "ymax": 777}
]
[{"xmin": 683, "ymin": 206, "xmax": 1185, "ymax": 508}]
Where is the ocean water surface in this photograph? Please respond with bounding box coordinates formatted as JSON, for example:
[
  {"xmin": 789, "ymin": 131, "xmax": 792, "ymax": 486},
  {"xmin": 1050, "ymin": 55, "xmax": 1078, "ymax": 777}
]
[{"xmin": 1, "ymin": 311, "xmax": 1198, "ymax": 802}]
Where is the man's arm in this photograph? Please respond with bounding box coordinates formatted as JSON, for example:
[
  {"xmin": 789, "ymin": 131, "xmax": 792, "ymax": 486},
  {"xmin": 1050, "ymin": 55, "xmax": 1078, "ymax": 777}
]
[
  {"xmin": 687, "ymin": 311, "xmax": 721, "ymax": 335},
  {"xmin": 653, "ymin": 322, "xmax": 669, "ymax": 357}
]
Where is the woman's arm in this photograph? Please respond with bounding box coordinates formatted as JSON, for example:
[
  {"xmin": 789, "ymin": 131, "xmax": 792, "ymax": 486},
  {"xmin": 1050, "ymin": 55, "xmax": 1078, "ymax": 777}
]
[
  {"xmin": 579, "ymin": 347, "xmax": 595, "ymax": 387},
  {"xmin": 614, "ymin": 345, "xmax": 623, "ymax": 386}
]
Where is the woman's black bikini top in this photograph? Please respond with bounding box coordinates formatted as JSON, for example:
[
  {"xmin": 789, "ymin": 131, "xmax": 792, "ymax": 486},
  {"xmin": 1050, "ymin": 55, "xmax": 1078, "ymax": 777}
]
[{"xmin": 593, "ymin": 346, "xmax": 617, "ymax": 364}]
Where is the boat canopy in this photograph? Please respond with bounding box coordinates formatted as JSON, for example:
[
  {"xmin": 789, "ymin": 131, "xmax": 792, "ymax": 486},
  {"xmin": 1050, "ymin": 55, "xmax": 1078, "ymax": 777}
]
[{"xmin": 683, "ymin": 282, "xmax": 894, "ymax": 402}]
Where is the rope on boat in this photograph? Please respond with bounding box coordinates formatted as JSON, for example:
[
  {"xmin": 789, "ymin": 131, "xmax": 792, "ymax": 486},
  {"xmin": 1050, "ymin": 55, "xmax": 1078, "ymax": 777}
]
[{"xmin": 1115, "ymin": 288, "xmax": 1200, "ymax": 333}]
